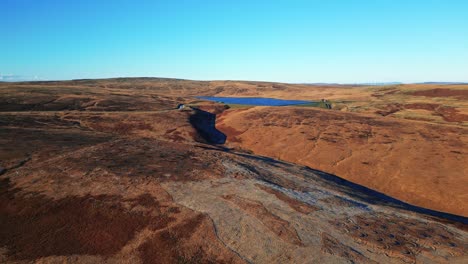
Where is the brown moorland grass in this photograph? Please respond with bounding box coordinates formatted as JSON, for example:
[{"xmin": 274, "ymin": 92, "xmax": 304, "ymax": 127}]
[
  {"xmin": 217, "ymin": 106, "xmax": 468, "ymax": 216},
  {"xmin": 0, "ymin": 78, "xmax": 466, "ymax": 263}
]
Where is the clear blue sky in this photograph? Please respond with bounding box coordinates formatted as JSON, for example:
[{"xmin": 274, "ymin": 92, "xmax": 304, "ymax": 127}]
[{"xmin": 2, "ymin": 0, "xmax": 468, "ymax": 83}]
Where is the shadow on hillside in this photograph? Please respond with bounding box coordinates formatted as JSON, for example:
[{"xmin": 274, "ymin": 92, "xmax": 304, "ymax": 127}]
[
  {"xmin": 194, "ymin": 144, "xmax": 468, "ymax": 225},
  {"xmin": 300, "ymin": 166, "xmax": 468, "ymax": 225},
  {"xmin": 189, "ymin": 108, "xmax": 226, "ymax": 144}
]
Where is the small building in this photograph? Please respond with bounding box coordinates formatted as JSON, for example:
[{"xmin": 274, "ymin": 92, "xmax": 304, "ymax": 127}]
[{"xmin": 177, "ymin": 104, "xmax": 185, "ymax": 110}]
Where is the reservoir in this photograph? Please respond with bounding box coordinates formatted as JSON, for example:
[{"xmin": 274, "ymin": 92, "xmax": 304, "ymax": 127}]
[{"xmin": 197, "ymin": 96, "xmax": 313, "ymax": 106}]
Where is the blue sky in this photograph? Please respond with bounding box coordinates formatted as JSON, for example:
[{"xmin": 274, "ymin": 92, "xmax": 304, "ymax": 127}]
[{"xmin": 2, "ymin": 0, "xmax": 468, "ymax": 83}]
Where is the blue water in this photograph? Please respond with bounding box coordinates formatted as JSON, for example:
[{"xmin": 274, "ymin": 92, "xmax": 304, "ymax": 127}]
[{"xmin": 197, "ymin": 96, "xmax": 313, "ymax": 106}]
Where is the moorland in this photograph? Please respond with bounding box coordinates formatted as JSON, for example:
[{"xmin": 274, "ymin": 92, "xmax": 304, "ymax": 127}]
[{"xmin": 0, "ymin": 78, "xmax": 467, "ymax": 263}]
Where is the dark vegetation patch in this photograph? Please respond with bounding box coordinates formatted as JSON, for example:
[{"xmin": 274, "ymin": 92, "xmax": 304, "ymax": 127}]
[
  {"xmin": 0, "ymin": 178, "xmax": 159, "ymax": 260},
  {"xmin": 139, "ymin": 214, "xmax": 206, "ymax": 264},
  {"xmin": 165, "ymin": 129, "xmax": 186, "ymax": 142},
  {"xmin": 403, "ymin": 103, "xmax": 468, "ymax": 122},
  {"xmin": 0, "ymin": 84, "xmax": 178, "ymax": 112},
  {"xmin": 0, "ymin": 177, "xmax": 238, "ymax": 262},
  {"xmin": 63, "ymin": 139, "xmax": 217, "ymax": 181},
  {"xmin": 435, "ymin": 107, "xmax": 468, "ymax": 122},
  {"xmin": 375, "ymin": 104, "xmax": 403, "ymax": 116},
  {"xmin": 138, "ymin": 213, "xmax": 241, "ymax": 264},
  {"xmin": 0, "ymin": 126, "xmax": 110, "ymax": 169},
  {"xmin": 90, "ymin": 121, "xmax": 153, "ymax": 135},
  {"xmin": 404, "ymin": 103, "xmax": 440, "ymax": 111},
  {"xmin": 0, "ymin": 114, "xmax": 81, "ymax": 129},
  {"xmin": 408, "ymin": 88, "xmax": 468, "ymax": 100}
]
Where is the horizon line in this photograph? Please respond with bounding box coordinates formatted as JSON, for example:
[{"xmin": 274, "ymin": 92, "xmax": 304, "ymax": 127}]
[{"xmin": 1, "ymin": 76, "xmax": 468, "ymax": 86}]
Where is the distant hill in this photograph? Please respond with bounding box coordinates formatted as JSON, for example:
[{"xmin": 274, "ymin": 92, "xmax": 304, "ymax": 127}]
[
  {"xmin": 416, "ymin": 82, "xmax": 468, "ymax": 85},
  {"xmin": 353, "ymin": 82, "xmax": 403, "ymax": 86}
]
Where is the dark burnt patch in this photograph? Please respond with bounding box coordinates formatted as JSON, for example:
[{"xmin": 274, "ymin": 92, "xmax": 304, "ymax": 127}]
[
  {"xmin": 90, "ymin": 121, "xmax": 153, "ymax": 135},
  {"xmin": 0, "ymin": 179, "xmax": 159, "ymax": 260},
  {"xmin": 0, "ymin": 126, "xmax": 110, "ymax": 170},
  {"xmin": 127, "ymin": 193, "xmax": 160, "ymax": 208},
  {"xmin": 375, "ymin": 104, "xmax": 403, "ymax": 116},
  {"xmin": 408, "ymin": 88, "xmax": 468, "ymax": 100},
  {"xmin": 403, "ymin": 103, "xmax": 468, "ymax": 123},
  {"xmin": 138, "ymin": 213, "xmax": 240, "ymax": 264},
  {"xmin": 435, "ymin": 107, "xmax": 468, "ymax": 122},
  {"xmin": 138, "ymin": 214, "xmax": 205, "ymax": 264},
  {"xmin": 404, "ymin": 103, "xmax": 440, "ymax": 111},
  {"xmin": 0, "ymin": 114, "xmax": 82, "ymax": 129},
  {"xmin": 63, "ymin": 139, "xmax": 217, "ymax": 182}
]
